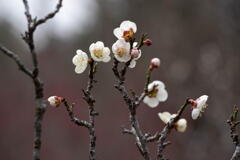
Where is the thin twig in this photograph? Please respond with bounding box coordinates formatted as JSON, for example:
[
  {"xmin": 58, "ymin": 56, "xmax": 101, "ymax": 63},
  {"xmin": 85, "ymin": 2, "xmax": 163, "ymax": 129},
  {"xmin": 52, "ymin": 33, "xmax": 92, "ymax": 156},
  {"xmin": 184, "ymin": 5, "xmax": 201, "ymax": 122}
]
[
  {"xmin": 62, "ymin": 100, "xmax": 91, "ymax": 128},
  {"xmin": 22, "ymin": 0, "xmax": 63, "ymax": 77},
  {"xmin": 228, "ymin": 106, "xmax": 240, "ymax": 160},
  {"xmin": 0, "ymin": 45, "xmax": 33, "ymax": 77}
]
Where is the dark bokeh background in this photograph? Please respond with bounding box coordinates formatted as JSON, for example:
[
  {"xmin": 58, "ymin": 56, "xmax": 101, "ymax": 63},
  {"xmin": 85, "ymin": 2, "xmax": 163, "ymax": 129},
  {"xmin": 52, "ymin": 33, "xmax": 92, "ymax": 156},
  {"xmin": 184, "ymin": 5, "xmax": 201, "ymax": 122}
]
[{"xmin": 0, "ymin": 0, "xmax": 240, "ymax": 159}]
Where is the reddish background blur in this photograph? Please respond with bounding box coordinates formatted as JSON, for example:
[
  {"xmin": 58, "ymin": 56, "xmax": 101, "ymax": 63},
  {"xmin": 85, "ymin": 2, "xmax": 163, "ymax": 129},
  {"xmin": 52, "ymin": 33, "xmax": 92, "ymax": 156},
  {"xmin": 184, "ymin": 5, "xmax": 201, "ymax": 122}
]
[{"xmin": 0, "ymin": 0, "xmax": 240, "ymax": 159}]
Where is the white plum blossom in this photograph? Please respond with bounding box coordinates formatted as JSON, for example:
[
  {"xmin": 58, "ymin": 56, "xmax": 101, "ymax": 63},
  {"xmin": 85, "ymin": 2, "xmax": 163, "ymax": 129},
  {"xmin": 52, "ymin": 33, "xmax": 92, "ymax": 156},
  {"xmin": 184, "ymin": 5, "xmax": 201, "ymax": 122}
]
[
  {"xmin": 89, "ymin": 41, "xmax": 111, "ymax": 62},
  {"xmin": 112, "ymin": 39, "xmax": 131, "ymax": 62},
  {"xmin": 113, "ymin": 20, "xmax": 137, "ymax": 40},
  {"xmin": 143, "ymin": 80, "xmax": 168, "ymax": 108},
  {"xmin": 158, "ymin": 112, "xmax": 187, "ymax": 133},
  {"xmin": 72, "ymin": 50, "xmax": 89, "ymax": 74},
  {"xmin": 48, "ymin": 96, "xmax": 63, "ymax": 107},
  {"xmin": 191, "ymin": 95, "xmax": 209, "ymax": 120}
]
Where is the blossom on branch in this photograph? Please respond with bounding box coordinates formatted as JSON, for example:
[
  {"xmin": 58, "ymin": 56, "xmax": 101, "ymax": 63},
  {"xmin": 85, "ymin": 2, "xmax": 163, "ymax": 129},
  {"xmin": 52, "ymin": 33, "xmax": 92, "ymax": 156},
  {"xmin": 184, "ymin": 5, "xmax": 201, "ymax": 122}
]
[
  {"xmin": 158, "ymin": 112, "xmax": 187, "ymax": 132},
  {"xmin": 190, "ymin": 95, "xmax": 209, "ymax": 120},
  {"xmin": 89, "ymin": 41, "xmax": 111, "ymax": 62},
  {"xmin": 149, "ymin": 58, "xmax": 160, "ymax": 70},
  {"xmin": 112, "ymin": 39, "xmax": 131, "ymax": 62},
  {"xmin": 48, "ymin": 96, "xmax": 64, "ymax": 107},
  {"xmin": 113, "ymin": 20, "xmax": 137, "ymax": 41},
  {"xmin": 143, "ymin": 80, "xmax": 168, "ymax": 108},
  {"xmin": 72, "ymin": 50, "xmax": 89, "ymax": 74}
]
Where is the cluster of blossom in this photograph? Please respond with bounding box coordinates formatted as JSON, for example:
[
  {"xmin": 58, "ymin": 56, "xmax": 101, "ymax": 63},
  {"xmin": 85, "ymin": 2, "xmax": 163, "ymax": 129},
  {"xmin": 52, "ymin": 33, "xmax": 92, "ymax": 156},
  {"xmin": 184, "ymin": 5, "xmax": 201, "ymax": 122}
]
[
  {"xmin": 48, "ymin": 20, "xmax": 209, "ymax": 133},
  {"xmin": 158, "ymin": 95, "xmax": 208, "ymax": 132}
]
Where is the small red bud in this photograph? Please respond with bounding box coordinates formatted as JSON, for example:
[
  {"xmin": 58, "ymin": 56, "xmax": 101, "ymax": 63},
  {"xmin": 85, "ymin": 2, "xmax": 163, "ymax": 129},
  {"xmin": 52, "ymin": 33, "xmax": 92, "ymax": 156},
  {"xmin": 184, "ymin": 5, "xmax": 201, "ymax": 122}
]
[
  {"xmin": 143, "ymin": 39, "xmax": 152, "ymax": 46},
  {"xmin": 130, "ymin": 48, "xmax": 140, "ymax": 58}
]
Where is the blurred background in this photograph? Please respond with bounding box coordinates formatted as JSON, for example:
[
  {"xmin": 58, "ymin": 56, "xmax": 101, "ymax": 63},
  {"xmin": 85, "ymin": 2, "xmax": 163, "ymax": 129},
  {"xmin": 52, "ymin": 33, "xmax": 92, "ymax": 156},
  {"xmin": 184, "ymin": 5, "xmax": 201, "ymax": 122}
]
[{"xmin": 0, "ymin": 0, "xmax": 240, "ymax": 159}]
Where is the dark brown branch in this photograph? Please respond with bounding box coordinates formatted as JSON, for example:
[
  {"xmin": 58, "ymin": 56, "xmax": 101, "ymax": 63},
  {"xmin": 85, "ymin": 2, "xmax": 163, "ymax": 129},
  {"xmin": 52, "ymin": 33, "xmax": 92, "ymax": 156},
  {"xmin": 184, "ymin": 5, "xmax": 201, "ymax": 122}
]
[
  {"xmin": 21, "ymin": 1, "xmax": 64, "ymax": 160},
  {"xmin": 135, "ymin": 69, "xmax": 152, "ymax": 107},
  {"xmin": 83, "ymin": 60, "xmax": 98, "ymax": 160},
  {"xmin": 112, "ymin": 58, "xmax": 151, "ymax": 160},
  {"xmin": 62, "ymin": 100, "xmax": 90, "ymax": 128},
  {"xmin": 228, "ymin": 106, "xmax": 240, "ymax": 160},
  {"xmin": 0, "ymin": 45, "xmax": 33, "ymax": 77},
  {"xmin": 146, "ymin": 132, "xmax": 161, "ymax": 143},
  {"xmin": 61, "ymin": 60, "xmax": 98, "ymax": 160},
  {"xmin": 156, "ymin": 99, "xmax": 190, "ymax": 160},
  {"xmin": 122, "ymin": 128, "xmax": 134, "ymax": 135}
]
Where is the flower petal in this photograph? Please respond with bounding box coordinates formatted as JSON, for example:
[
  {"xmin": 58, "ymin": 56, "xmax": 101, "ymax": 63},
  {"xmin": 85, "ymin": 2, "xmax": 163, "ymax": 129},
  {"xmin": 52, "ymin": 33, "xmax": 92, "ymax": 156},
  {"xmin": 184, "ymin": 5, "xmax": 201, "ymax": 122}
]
[
  {"xmin": 120, "ymin": 20, "xmax": 137, "ymax": 33},
  {"xmin": 113, "ymin": 27, "xmax": 123, "ymax": 39},
  {"xmin": 158, "ymin": 112, "xmax": 171, "ymax": 124},
  {"xmin": 75, "ymin": 64, "xmax": 87, "ymax": 74},
  {"xmin": 157, "ymin": 89, "xmax": 168, "ymax": 102},
  {"xmin": 191, "ymin": 108, "xmax": 201, "ymax": 120},
  {"xmin": 129, "ymin": 60, "xmax": 136, "ymax": 68},
  {"xmin": 143, "ymin": 96, "xmax": 159, "ymax": 108},
  {"xmin": 102, "ymin": 55, "xmax": 111, "ymax": 62},
  {"xmin": 148, "ymin": 80, "xmax": 165, "ymax": 92}
]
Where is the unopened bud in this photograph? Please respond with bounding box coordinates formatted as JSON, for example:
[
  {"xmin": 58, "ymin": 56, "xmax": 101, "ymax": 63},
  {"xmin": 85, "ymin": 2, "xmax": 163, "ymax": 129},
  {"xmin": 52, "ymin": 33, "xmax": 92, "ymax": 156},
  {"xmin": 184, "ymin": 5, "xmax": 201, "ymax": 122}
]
[
  {"xmin": 131, "ymin": 48, "xmax": 141, "ymax": 58},
  {"xmin": 48, "ymin": 96, "xmax": 64, "ymax": 107},
  {"xmin": 143, "ymin": 39, "xmax": 152, "ymax": 46},
  {"xmin": 176, "ymin": 119, "xmax": 187, "ymax": 132},
  {"xmin": 149, "ymin": 58, "xmax": 160, "ymax": 70}
]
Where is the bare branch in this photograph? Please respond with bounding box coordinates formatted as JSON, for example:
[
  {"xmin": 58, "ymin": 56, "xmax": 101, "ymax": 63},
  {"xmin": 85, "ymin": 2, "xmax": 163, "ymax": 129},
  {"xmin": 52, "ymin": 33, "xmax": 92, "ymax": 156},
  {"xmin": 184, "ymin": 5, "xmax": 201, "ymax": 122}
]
[
  {"xmin": 228, "ymin": 106, "xmax": 240, "ymax": 160},
  {"xmin": 22, "ymin": 0, "xmax": 63, "ymax": 77},
  {"xmin": 62, "ymin": 100, "xmax": 91, "ymax": 128},
  {"xmin": 112, "ymin": 58, "xmax": 151, "ymax": 160},
  {"xmin": 83, "ymin": 59, "xmax": 98, "ymax": 160},
  {"xmin": 0, "ymin": 44, "xmax": 33, "ymax": 78},
  {"xmin": 21, "ymin": 1, "xmax": 64, "ymax": 160},
  {"xmin": 33, "ymin": 0, "xmax": 63, "ymax": 29},
  {"xmin": 122, "ymin": 127, "xmax": 134, "ymax": 135}
]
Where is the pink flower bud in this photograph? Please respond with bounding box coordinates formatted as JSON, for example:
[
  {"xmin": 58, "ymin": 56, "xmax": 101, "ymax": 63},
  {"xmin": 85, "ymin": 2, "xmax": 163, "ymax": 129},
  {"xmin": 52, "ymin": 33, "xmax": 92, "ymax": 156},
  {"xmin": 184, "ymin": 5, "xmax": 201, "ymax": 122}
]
[
  {"xmin": 48, "ymin": 96, "xmax": 64, "ymax": 107},
  {"xmin": 131, "ymin": 48, "xmax": 140, "ymax": 58},
  {"xmin": 149, "ymin": 58, "xmax": 160, "ymax": 70},
  {"xmin": 143, "ymin": 39, "xmax": 152, "ymax": 46}
]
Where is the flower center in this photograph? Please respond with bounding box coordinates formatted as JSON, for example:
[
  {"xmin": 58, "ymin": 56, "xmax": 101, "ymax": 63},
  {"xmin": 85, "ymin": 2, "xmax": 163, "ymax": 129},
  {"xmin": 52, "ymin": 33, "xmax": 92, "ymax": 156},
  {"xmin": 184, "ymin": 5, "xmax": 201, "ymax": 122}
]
[
  {"xmin": 116, "ymin": 48, "xmax": 126, "ymax": 57},
  {"xmin": 123, "ymin": 29, "xmax": 134, "ymax": 40},
  {"xmin": 93, "ymin": 49, "xmax": 103, "ymax": 58},
  {"xmin": 148, "ymin": 88, "xmax": 158, "ymax": 98}
]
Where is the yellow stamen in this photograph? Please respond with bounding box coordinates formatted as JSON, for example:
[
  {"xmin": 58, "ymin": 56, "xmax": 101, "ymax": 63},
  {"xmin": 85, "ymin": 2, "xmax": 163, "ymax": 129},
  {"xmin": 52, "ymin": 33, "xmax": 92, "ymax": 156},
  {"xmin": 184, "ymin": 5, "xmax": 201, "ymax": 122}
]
[
  {"xmin": 116, "ymin": 48, "xmax": 126, "ymax": 57},
  {"xmin": 93, "ymin": 49, "xmax": 103, "ymax": 58}
]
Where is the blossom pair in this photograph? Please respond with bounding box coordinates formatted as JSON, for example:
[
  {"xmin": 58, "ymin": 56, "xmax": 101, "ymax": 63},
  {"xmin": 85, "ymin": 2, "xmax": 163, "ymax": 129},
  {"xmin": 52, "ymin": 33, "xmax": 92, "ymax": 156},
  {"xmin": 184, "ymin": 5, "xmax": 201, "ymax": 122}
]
[
  {"xmin": 72, "ymin": 41, "xmax": 111, "ymax": 74},
  {"xmin": 158, "ymin": 95, "xmax": 208, "ymax": 133},
  {"xmin": 112, "ymin": 20, "xmax": 142, "ymax": 68}
]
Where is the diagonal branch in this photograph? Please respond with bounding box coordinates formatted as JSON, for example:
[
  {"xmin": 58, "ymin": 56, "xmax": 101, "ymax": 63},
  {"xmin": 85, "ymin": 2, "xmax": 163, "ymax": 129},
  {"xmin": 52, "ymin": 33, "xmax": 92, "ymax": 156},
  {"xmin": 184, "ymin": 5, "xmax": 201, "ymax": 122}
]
[
  {"xmin": 0, "ymin": 45, "xmax": 33, "ymax": 78},
  {"xmin": 62, "ymin": 100, "xmax": 91, "ymax": 128}
]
